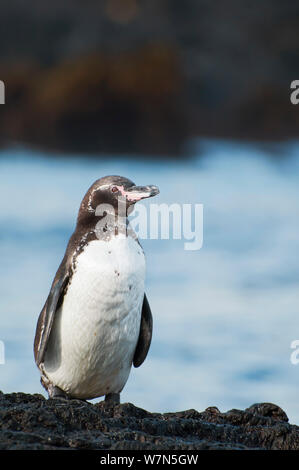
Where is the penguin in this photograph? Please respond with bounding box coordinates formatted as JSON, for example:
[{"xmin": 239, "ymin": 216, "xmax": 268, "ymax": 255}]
[{"xmin": 34, "ymin": 175, "xmax": 159, "ymax": 404}]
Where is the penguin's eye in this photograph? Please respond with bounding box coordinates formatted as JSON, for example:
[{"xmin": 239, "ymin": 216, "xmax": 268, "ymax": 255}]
[{"xmin": 111, "ymin": 186, "xmax": 118, "ymax": 193}]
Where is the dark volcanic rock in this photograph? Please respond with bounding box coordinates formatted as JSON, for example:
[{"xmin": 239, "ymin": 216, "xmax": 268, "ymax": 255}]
[{"xmin": 0, "ymin": 391, "xmax": 298, "ymax": 450}]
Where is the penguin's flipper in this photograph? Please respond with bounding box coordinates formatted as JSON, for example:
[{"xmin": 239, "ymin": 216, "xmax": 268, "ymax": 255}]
[
  {"xmin": 34, "ymin": 261, "xmax": 70, "ymax": 367},
  {"xmin": 133, "ymin": 294, "xmax": 153, "ymax": 367}
]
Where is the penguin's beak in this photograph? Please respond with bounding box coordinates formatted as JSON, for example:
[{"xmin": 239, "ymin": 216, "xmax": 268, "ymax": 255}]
[{"xmin": 124, "ymin": 185, "xmax": 159, "ymax": 203}]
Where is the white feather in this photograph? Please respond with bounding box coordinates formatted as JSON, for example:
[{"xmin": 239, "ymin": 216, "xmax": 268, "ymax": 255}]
[{"xmin": 43, "ymin": 235, "xmax": 146, "ymax": 399}]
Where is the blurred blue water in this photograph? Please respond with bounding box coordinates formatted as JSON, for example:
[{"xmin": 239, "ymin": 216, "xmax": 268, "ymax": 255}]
[{"xmin": 1, "ymin": 139, "xmax": 299, "ymax": 422}]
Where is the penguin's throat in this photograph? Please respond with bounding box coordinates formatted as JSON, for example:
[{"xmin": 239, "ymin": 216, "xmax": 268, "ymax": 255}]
[{"xmin": 94, "ymin": 216, "xmax": 136, "ymax": 241}]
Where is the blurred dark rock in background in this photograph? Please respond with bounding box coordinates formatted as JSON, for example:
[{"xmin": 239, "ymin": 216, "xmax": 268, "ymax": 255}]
[{"xmin": 0, "ymin": 0, "xmax": 299, "ymax": 155}]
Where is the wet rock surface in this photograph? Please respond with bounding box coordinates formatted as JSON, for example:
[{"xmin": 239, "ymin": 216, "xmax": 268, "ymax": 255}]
[{"xmin": 0, "ymin": 392, "xmax": 298, "ymax": 450}]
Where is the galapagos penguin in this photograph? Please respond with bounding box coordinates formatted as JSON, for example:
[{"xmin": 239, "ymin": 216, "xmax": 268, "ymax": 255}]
[{"xmin": 34, "ymin": 175, "xmax": 159, "ymax": 403}]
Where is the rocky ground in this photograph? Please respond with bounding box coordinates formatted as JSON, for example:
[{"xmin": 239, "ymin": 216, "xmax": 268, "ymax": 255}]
[{"xmin": 0, "ymin": 392, "xmax": 298, "ymax": 450}]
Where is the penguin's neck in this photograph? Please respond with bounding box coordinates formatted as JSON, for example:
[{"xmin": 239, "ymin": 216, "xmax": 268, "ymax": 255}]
[{"xmin": 76, "ymin": 211, "xmax": 135, "ymax": 242}]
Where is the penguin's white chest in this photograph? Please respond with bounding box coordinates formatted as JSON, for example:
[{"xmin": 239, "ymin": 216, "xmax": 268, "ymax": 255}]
[{"xmin": 43, "ymin": 236, "xmax": 146, "ymax": 399}]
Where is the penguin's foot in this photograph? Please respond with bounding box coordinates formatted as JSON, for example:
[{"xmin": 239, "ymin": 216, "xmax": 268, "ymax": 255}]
[
  {"xmin": 48, "ymin": 384, "xmax": 69, "ymax": 400},
  {"xmin": 105, "ymin": 392, "xmax": 120, "ymax": 405}
]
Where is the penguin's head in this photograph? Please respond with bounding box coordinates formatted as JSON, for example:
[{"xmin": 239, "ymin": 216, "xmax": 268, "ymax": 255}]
[{"xmin": 80, "ymin": 175, "xmax": 159, "ymax": 219}]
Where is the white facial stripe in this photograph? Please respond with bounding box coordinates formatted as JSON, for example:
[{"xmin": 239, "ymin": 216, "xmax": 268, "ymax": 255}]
[
  {"xmin": 87, "ymin": 184, "xmax": 115, "ymax": 212},
  {"xmin": 98, "ymin": 184, "xmax": 110, "ymax": 190}
]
